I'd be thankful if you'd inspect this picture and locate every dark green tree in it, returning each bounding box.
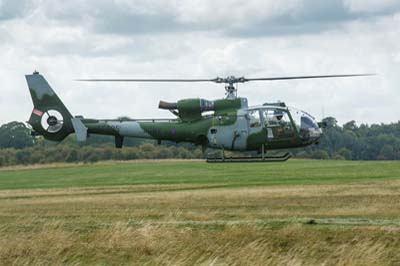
[0,122,35,149]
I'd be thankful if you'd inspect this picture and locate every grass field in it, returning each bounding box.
[0,160,400,265]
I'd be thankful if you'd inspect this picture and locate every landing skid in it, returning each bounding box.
[206,152,292,163]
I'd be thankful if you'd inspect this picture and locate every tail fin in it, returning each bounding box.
[26,71,74,141]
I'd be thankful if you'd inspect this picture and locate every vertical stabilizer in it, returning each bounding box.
[26,71,74,141]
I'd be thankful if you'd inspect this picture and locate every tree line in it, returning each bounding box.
[295,117,400,160]
[0,118,399,167]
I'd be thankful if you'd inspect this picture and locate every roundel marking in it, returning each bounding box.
[41,110,64,133]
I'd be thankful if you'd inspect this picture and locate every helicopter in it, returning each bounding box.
[26,71,372,162]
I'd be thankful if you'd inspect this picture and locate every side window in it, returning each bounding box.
[248,110,261,128]
[263,109,279,126]
[263,109,295,138]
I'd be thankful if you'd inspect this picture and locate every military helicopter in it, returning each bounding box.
[26,71,372,162]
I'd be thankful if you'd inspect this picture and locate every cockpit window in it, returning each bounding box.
[248,110,261,128]
[288,107,318,131]
[288,106,322,141]
[301,116,318,129]
[263,109,285,125]
[262,108,295,138]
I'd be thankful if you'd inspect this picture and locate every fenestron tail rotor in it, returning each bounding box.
[77,73,375,99]
[41,110,64,133]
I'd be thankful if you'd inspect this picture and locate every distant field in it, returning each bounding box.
[0,160,400,265]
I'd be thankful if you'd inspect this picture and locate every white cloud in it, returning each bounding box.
[0,0,399,126]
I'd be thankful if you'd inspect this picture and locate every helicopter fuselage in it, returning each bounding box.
[82,99,322,152]
[26,72,323,157]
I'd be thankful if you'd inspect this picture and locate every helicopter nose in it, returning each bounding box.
[310,127,323,140]
[299,127,322,143]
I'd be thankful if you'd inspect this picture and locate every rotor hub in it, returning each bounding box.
[47,116,58,126]
[214,76,247,99]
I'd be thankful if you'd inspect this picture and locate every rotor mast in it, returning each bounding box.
[212,76,247,99]
[225,83,237,99]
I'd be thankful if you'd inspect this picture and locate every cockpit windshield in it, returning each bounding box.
[301,116,319,129]
[246,106,322,143]
[288,107,321,141]
[288,107,316,129]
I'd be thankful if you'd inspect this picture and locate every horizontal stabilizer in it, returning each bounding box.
[71,118,88,142]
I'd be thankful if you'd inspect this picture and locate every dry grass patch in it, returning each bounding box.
[0,223,399,266]
[1,161,400,265]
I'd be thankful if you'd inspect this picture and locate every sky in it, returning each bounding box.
[0,0,399,126]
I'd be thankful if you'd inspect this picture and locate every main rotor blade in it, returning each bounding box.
[77,78,214,82]
[76,74,375,84]
[245,74,375,82]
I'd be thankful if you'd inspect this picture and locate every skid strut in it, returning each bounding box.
[206,145,292,163]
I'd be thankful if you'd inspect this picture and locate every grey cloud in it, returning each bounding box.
[85,0,400,37]
[88,1,400,37]
[92,12,183,35]
[9,0,400,37]
[224,0,400,37]
[0,0,33,21]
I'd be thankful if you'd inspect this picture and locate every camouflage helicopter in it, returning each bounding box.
[26,71,372,162]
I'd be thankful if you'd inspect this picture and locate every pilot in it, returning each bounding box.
[275,110,283,121]
[267,112,283,124]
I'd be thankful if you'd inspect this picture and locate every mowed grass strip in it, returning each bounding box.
[0,160,398,190]
[2,180,400,230]
[0,160,400,265]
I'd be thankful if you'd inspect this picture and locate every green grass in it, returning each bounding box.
[1,160,400,266]
[0,160,398,190]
